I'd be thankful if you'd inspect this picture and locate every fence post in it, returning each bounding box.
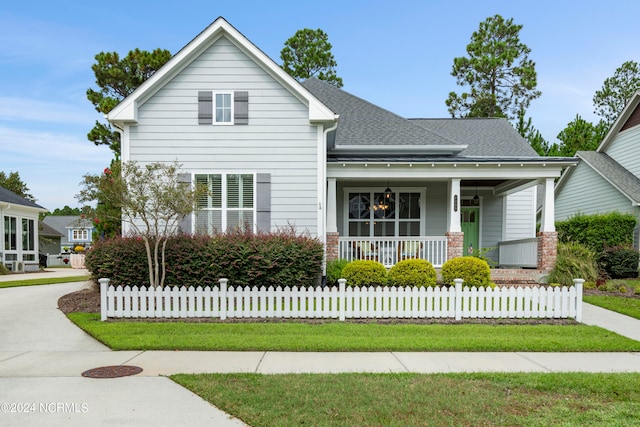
[219,278,228,321]
[99,278,110,321]
[573,278,584,323]
[338,279,346,321]
[454,278,463,321]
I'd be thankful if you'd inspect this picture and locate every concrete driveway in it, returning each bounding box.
[0,281,246,427]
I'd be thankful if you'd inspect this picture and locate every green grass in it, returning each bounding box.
[0,275,90,289]
[67,312,640,351]
[584,295,640,320]
[172,372,640,426]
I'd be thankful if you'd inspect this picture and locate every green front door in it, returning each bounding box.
[461,207,479,256]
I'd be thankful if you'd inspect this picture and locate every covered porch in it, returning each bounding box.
[324,159,568,273]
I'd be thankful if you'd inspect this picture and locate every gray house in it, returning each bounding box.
[0,186,47,272]
[555,91,640,247]
[107,17,576,278]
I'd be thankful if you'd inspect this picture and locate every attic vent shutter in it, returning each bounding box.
[198,91,213,124]
[177,173,192,233]
[234,91,249,125]
[256,173,271,232]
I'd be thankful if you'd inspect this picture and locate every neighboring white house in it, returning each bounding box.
[555,91,640,248]
[0,186,48,272]
[107,17,577,275]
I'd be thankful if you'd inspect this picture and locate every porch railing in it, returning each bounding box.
[338,236,448,268]
[498,238,537,268]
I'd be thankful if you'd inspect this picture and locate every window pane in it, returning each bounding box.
[228,210,254,231]
[227,174,253,208]
[348,193,370,219]
[373,192,394,219]
[215,93,231,123]
[373,221,394,236]
[399,193,420,219]
[348,221,370,237]
[196,210,222,234]
[4,216,16,250]
[399,221,420,236]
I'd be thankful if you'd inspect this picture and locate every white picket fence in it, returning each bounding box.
[99,278,584,322]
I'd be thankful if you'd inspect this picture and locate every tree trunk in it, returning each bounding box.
[143,237,154,288]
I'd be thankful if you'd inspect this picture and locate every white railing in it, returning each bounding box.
[498,238,538,268]
[338,236,448,268]
[99,278,583,322]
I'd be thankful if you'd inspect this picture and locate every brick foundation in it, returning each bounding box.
[537,231,557,272]
[446,231,464,260]
[325,232,340,262]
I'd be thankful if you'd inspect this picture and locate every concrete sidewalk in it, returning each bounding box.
[0,267,90,282]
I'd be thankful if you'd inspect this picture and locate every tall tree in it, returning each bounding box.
[516,112,553,156]
[593,60,640,127]
[555,115,608,157]
[446,14,541,121]
[0,171,35,201]
[77,161,205,288]
[87,48,172,158]
[280,28,343,87]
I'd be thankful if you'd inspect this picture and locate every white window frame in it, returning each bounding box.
[72,229,88,241]
[195,172,256,233]
[343,187,426,237]
[214,92,234,125]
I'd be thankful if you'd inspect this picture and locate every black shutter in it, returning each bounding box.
[177,173,192,233]
[198,91,213,124]
[256,173,271,232]
[234,91,249,125]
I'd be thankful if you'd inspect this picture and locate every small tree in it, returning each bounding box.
[280,28,343,87]
[77,161,205,288]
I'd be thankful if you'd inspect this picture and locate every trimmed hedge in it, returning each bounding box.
[341,260,387,287]
[599,246,639,279]
[387,259,437,287]
[556,212,636,254]
[326,259,349,286]
[85,229,323,288]
[441,256,492,287]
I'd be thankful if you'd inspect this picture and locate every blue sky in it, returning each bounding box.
[1,0,639,209]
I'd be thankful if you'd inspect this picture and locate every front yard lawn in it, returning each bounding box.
[584,295,640,320]
[172,372,640,427]
[67,313,640,352]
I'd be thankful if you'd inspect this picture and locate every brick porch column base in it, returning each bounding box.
[326,232,340,262]
[537,231,558,272]
[446,231,464,260]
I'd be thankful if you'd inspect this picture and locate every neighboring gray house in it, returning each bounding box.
[38,221,64,255]
[41,215,94,253]
[0,186,47,272]
[106,17,576,276]
[555,91,640,248]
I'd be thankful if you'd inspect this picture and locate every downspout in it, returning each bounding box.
[320,118,339,280]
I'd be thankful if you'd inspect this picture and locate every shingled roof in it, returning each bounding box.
[0,186,46,210]
[301,78,461,149]
[575,151,640,203]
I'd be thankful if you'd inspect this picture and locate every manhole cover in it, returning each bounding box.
[81,365,143,378]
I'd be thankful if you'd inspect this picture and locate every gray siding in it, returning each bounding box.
[605,126,640,177]
[129,36,320,235]
[424,182,448,235]
[555,161,636,221]
[504,187,536,240]
[480,193,503,261]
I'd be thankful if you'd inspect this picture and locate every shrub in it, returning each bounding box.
[326,259,349,286]
[598,246,639,279]
[74,245,85,253]
[341,260,387,287]
[546,242,598,287]
[556,212,636,254]
[85,229,324,288]
[387,259,437,287]
[441,256,492,287]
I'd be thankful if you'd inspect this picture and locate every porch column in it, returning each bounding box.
[537,178,557,271]
[446,178,463,259]
[325,178,339,262]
